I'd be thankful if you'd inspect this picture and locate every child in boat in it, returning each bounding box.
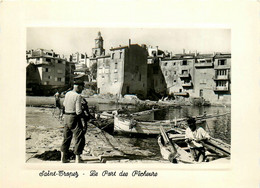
[185,117,211,162]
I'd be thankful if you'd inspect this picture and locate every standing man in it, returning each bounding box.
[53,90,62,119]
[185,117,211,162]
[60,80,86,163]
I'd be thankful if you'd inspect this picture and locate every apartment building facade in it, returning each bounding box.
[160,52,231,104]
[26,49,74,95]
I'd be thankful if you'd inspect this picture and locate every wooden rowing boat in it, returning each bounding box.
[114,115,174,135]
[158,126,230,163]
[114,112,230,136]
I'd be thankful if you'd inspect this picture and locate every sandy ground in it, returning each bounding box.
[26,107,169,164]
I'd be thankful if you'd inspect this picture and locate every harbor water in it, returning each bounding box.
[95,104,231,161]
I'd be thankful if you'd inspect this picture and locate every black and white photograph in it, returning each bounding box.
[26,27,231,164]
[1,1,259,188]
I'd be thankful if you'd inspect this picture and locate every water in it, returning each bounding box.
[95,104,231,160]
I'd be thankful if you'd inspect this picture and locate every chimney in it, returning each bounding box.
[183,49,185,54]
[195,50,198,57]
[129,39,131,46]
[170,52,172,58]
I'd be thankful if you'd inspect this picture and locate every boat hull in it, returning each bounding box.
[158,127,230,164]
[114,116,173,135]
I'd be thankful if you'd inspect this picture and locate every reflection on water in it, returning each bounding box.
[95,103,231,160]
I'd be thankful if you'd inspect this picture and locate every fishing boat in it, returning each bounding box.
[114,115,174,135]
[158,126,230,164]
[96,108,159,120]
[114,112,230,136]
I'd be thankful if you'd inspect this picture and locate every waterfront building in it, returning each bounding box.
[26,49,74,95]
[71,52,90,69]
[90,32,148,98]
[212,53,231,102]
[160,53,195,97]
[147,46,167,98]
[160,51,231,104]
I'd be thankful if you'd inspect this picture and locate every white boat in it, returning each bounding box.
[114,115,175,135]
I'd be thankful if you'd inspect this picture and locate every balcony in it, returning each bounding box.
[214,65,230,69]
[213,86,229,91]
[194,62,213,68]
[214,74,229,80]
[182,82,193,87]
[174,92,189,97]
[179,73,190,79]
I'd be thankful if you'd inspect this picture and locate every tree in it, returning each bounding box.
[90,62,97,81]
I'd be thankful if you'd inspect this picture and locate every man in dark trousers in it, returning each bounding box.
[60,80,86,163]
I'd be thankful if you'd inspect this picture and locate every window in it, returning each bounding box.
[165,71,168,76]
[216,81,227,87]
[173,62,176,66]
[164,62,168,66]
[46,58,51,62]
[45,68,50,72]
[182,60,187,66]
[119,52,122,59]
[218,59,226,66]
[174,71,176,74]
[114,78,118,82]
[206,59,212,63]
[111,53,114,59]
[48,76,52,79]
[174,80,176,83]
[57,78,62,82]
[217,70,227,75]
[115,62,118,69]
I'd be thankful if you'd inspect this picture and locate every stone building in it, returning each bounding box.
[90,33,148,98]
[160,52,231,104]
[71,52,90,69]
[160,53,195,97]
[147,46,167,99]
[26,49,74,95]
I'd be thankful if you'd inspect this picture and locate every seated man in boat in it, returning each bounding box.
[185,117,211,162]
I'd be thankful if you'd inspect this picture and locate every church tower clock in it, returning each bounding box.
[92,31,105,57]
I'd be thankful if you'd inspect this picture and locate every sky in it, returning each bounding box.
[27,27,231,56]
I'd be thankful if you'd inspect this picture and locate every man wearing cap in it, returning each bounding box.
[185,117,211,162]
[60,80,86,163]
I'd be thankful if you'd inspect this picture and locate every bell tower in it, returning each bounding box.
[92,31,105,57]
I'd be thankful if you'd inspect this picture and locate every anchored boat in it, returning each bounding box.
[158,126,230,164]
[114,112,230,136]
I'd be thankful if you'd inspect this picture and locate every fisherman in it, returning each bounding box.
[60,80,87,163]
[53,90,62,120]
[185,117,211,162]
